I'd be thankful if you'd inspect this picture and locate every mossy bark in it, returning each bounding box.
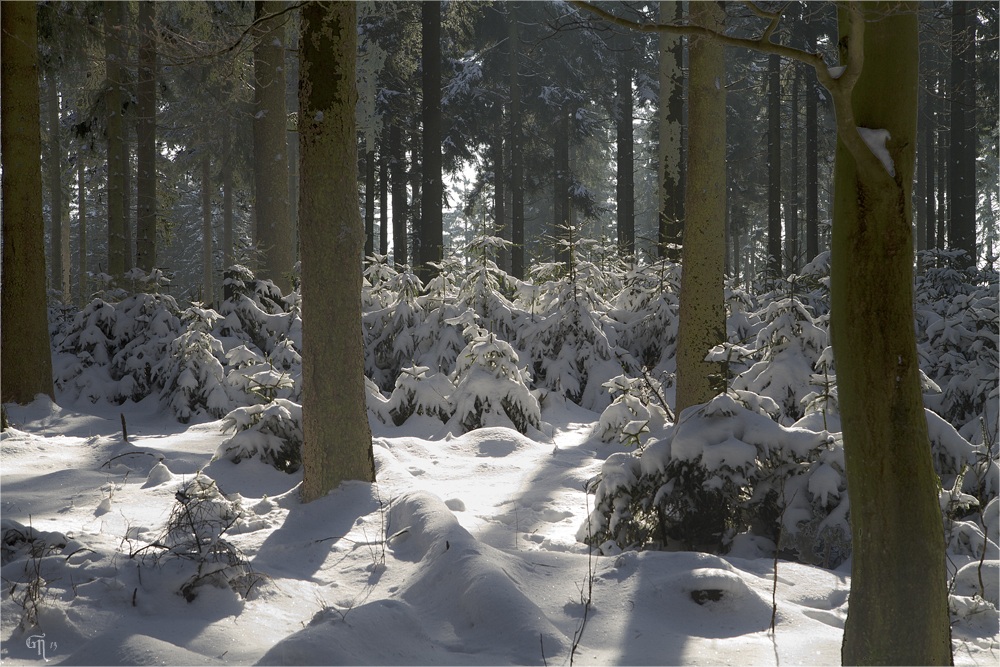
[105,0,125,282]
[1,1,55,404]
[299,1,376,503]
[136,0,157,273]
[833,4,952,664]
[674,1,726,417]
[657,0,684,262]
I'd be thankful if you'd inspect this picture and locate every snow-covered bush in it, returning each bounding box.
[450,330,540,434]
[580,393,849,567]
[593,375,668,447]
[54,289,182,404]
[730,297,829,424]
[383,364,455,426]
[153,307,231,423]
[215,399,303,473]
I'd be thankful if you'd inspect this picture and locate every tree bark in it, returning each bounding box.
[123,138,133,274]
[616,42,635,257]
[674,1,726,416]
[948,2,975,264]
[658,1,684,262]
[508,3,525,279]
[390,122,407,266]
[222,121,233,271]
[105,0,125,282]
[832,5,952,664]
[379,146,388,256]
[805,32,819,264]
[202,153,213,307]
[1,1,55,404]
[136,0,157,273]
[553,106,570,265]
[767,53,782,278]
[493,123,507,269]
[786,65,799,274]
[254,0,292,293]
[299,0,376,502]
[365,141,376,258]
[419,1,443,280]
[47,73,67,300]
[78,148,88,306]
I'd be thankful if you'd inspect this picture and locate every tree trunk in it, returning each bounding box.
[379,146,388,256]
[105,0,125,283]
[832,5,952,664]
[419,1,443,279]
[616,44,635,257]
[136,0,157,273]
[223,121,233,271]
[202,154,213,307]
[658,0,684,262]
[390,122,407,267]
[299,0,376,502]
[494,122,507,270]
[47,73,67,300]
[508,2,525,279]
[925,76,937,252]
[365,141,375,258]
[553,108,570,265]
[123,138,133,274]
[254,0,292,293]
[786,65,799,274]
[674,1,726,416]
[1,1,55,404]
[805,32,819,264]
[78,148,88,306]
[949,2,975,265]
[767,53,782,278]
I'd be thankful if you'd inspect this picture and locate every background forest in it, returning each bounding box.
[1,1,998,665]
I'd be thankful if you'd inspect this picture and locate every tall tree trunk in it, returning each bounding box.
[493,122,507,270]
[786,65,799,274]
[766,53,782,278]
[379,146,388,256]
[390,123,407,266]
[616,44,635,257]
[924,80,936,253]
[1,1,55,404]
[805,33,819,264]
[553,107,570,265]
[123,139,133,273]
[202,154,213,307]
[78,148,88,306]
[136,0,157,273]
[105,0,126,282]
[365,141,375,258]
[419,1,443,279]
[949,2,975,264]
[222,120,233,270]
[674,1,726,416]
[47,73,67,300]
[832,5,952,664]
[254,0,292,293]
[658,0,684,261]
[508,2,525,279]
[299,0,376,502]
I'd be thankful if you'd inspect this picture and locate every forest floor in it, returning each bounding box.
[2,393,997,666]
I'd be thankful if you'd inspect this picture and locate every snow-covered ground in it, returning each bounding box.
[2,394,997,666]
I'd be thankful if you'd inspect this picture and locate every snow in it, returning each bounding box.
[856,127,896,177]
[2,394,997,666]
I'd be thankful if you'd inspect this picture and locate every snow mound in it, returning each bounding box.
[259,491,566,665]
[57,632,225,665]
